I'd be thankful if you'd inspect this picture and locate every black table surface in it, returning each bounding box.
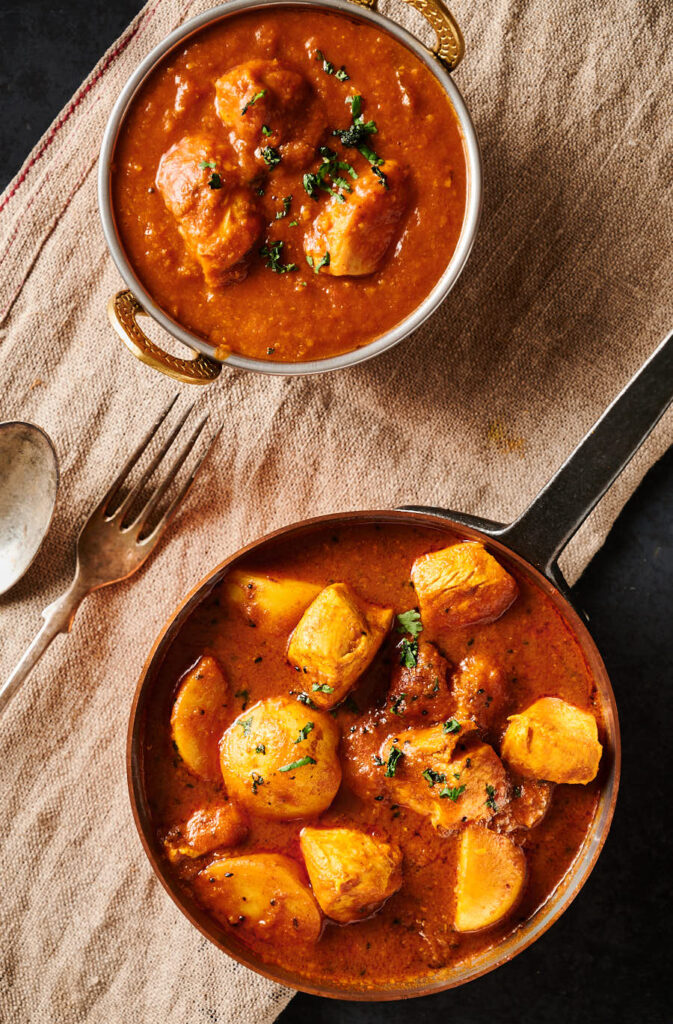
[1,3,671,1022]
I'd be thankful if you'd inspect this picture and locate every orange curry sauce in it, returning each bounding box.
[143,523,605,991]
[111,7,467,362]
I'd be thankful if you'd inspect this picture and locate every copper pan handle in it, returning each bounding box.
[352,0,464,71]
[404,330,673,587]
[107,291,221,385]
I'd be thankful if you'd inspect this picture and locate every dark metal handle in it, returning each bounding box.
[404,330,673,584]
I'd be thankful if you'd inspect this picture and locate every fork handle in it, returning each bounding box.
[0,576,89,716]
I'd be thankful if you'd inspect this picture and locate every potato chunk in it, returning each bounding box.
[455,825,527,932]
[304,161,408,277]
[215,59,326,173]
[501,697,602,784]
[451,655,508,734]
[162,803,248,863]
[379,723,507,831]
[222,570,321,633]
[195,854,322,944]
[287,583,393,708]
[156,134,264,286]
[300,827,403,923]
[411,543,518,632]
[219,697,341,819]
[171,656,229,781]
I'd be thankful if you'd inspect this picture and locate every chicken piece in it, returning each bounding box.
[304,161,408,276]
[378,722,507,831]
[171,656,229,781]
[451,655,508,735]
[300,826,402,924]
[388,640,454,721]
[287,583,393,708]
[156,133,264,287]
[215,59,326,172]
[454,825,527,932]
[411,543,518,633]
[219,697,341,819]
[162,803,248,863]
[501,697,602,784]
[222,570,321,633]
[195,854,322,944]
[495,776,553,832]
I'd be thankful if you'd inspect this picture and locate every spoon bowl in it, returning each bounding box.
[0,422,59,596]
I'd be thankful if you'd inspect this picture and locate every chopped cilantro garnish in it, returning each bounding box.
[279,755,317,772]
[385,746,404,778]
[372,165,389,189]
[312,682,334,693]
[302,147,357,202]
[440,784,466,801]
[251,772,264,793]
[260,240,297,274]
[398,638,418,669]
[422,768,446,788]
[294,722,314,743]
[333,95,383,164]
[443,717,461,734]
[275,195,292,219]
[513,785,522,799]
[255,744,266,754]
[295,692,318,708]
[198,159,216,169]
[261,145,281,168]
[396,609,423,638]
[315,49,335,74]
[391,693,406,715]
[312,252,330,274]
[261,124,272,136]
[336,66,349,82]
[288,219,298,227]
[240,716,253,735]
[208,172,222,190]
[485,783,498,812]
[241,89,266,115]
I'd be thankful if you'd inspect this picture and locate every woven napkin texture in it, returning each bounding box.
[1,0,671,1020]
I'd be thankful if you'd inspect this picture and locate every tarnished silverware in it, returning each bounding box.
[0,397,219,716]
[0,421,59,596]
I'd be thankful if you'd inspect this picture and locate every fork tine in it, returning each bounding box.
[131,413,209,533]
[96,394,179,515]
[115,400,196,523]
[139,422,221,545]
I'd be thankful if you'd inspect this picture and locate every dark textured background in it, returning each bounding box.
[1,2,671,1022]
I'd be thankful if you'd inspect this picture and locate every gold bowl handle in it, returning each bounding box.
[353,0,464,71]
[107,291,222,385]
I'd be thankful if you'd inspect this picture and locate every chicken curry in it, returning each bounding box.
[143,522,606,990]
[111,7,468,362]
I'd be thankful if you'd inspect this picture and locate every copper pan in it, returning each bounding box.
[127,332,673,997]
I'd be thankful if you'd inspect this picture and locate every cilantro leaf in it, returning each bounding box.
[385,746,404,778]
[294,722,314,743]
[279,755,317,772]
[312,682,334,693]
[396,609,423,638]
[443,718,461,734]
[261,146,281,168]
[241,89,266,115]
[398,638,418,669]
[440,784,466,801]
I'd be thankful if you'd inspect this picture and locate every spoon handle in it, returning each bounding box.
[0,576,89,716]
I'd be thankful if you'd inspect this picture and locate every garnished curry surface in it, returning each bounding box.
[111,8,467,362]
[143,523,605,991]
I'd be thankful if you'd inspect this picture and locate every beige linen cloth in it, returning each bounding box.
[1,0,672,1020]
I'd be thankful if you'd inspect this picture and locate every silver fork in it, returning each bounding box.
[0,397,219,716]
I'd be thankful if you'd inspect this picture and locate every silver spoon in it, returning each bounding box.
[0,422,59,596]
